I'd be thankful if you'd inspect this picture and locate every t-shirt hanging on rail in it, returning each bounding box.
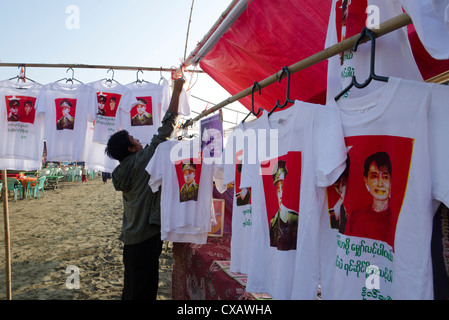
[115,80,171,146]
[84,121,119,172]
[221,112,268,274]
[36,82,97,162]
[322,77,449,300]
[160,77,191,118]
[240,103,346,299]
[87,80,133,144]
[0,79,44,170]
[146,138,216,244]
[325,0,423,101]
[401,0,449,60]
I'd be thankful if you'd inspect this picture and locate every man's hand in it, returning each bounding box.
[173,77,186,94]
[166,77,186,114]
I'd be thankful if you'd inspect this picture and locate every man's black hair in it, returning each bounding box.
[105,130,134,162]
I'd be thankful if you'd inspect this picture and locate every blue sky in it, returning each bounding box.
[0,0,248,128]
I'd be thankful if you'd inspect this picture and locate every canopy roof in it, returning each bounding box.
[188,0,449,113]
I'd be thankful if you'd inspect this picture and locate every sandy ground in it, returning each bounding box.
[0,176,173,300]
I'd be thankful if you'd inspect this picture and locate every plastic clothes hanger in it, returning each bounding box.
[103,68,119,84]
[135,69,149,84]
[268,66,294,116]
[8,66,36,84]
[242,81,262,123]
[334,27,389,101]
[56,67,83,84]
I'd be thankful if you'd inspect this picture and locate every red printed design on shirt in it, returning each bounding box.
[327,135,414,249]
[55,98,77,131]
[335,0,368,65]
[5,95,37,124]
[261,151,301,251]
[96,92,122,117]
[175,156,202,203]
[130,96,153,126]
[235,149,251,206]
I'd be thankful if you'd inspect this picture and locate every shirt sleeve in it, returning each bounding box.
[146,142,165,192]
[314,103,347,187]
[429,83,449,206]
[401,0,449,60]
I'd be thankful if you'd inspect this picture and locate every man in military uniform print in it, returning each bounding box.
[180,161,199,202]
[131,98,153,126]
[7,97,20,121]
[56,99,75,130]
[269,159,298,251]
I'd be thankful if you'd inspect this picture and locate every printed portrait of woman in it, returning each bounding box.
[344,152,394,246]
[337,135,414,250]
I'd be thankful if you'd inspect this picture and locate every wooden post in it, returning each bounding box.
[1,170,11,300]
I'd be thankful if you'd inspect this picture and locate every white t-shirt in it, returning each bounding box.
[221,112,268,274]
[401,0,449,60]
[241,103,346,299]
[325,0,423,101]
[36,82,96,162]
[87,80,133,144]
[84,121,119,172]
[323,77,449,300]
[116,79,186,146]
[146,139,216,244]
[0,79,44,170]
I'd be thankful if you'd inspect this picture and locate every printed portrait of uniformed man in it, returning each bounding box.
[131,98,153,126]
[56,99,75,130]
[97,93,107,116]
[7,97,20,122]
[180,161,199,202]
[269,159,298,251]
[235,162,251,206]
[328,157,350,233]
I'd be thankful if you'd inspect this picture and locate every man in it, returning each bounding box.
[329,157,350,233]
[235,162,251,206]
[8,97,20,121]
[131,98,153,126]
[56,99,75,130]
[97,93,107,116]
[105,77,185,300]
[269,160,298,251]
[180,161,199,202]
[345,151,394,246]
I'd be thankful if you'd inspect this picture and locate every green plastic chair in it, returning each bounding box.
[28,176,46,199]
[25,179,38,199]
[6,178,23,201]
